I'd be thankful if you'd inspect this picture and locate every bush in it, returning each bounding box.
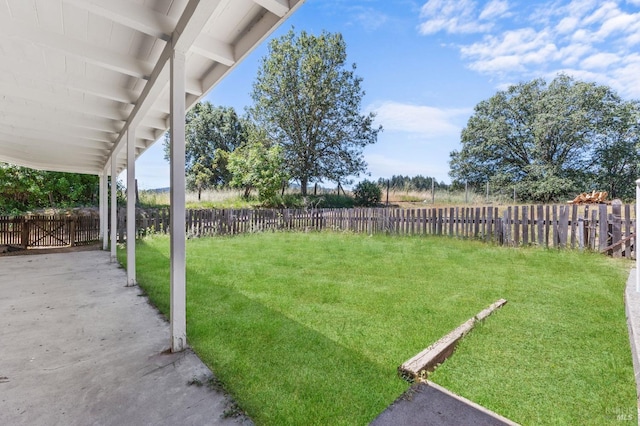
[353,180,381,206]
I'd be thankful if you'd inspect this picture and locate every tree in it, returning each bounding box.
[449,74,638,202]
[353,180,381,206]
[227,126,289,202]
[249,29,381,195]
[591,99,640,199]
[164,102,246,196]
[0,163,98,214]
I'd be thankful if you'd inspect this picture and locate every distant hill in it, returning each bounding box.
[142,187,170,193]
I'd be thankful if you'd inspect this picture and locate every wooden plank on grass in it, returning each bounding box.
[398,299,508,381]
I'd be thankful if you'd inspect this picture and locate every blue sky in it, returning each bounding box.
[135,0,640,189]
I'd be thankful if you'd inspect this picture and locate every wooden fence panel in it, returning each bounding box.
[100,204,637,259]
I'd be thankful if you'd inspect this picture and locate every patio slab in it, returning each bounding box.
[0,250,250,426]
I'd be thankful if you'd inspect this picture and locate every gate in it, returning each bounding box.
[0,215,100,248]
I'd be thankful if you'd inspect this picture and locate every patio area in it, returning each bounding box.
[0,249,249,426]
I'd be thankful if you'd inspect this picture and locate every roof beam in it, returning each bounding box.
[0,16,154,79]
[0,83,131,122]
[0,133,110,155]
[0,102,122,133]
[0,138,106,166]
[192,34,235,66]
[0,119,115,144]
[0,59,138,105]
[63,0,176,40]
[109,0,223,160]
[0,153,103,174]
[253,0,290,17]
[0,61,137,105]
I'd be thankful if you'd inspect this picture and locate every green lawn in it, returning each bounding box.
[119,232,636,425]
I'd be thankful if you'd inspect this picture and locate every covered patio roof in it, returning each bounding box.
[0,0,303,175]
[0,0,305,353]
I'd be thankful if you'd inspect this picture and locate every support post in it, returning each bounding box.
[636,179,640,292]
[99,174,104,244]
[170,49,187,352]
[101,167,109,250]
[110,157,118,262]
[126,130,137,286]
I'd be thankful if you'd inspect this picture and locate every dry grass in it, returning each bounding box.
[138,189,249,208]
[383,188,514,208]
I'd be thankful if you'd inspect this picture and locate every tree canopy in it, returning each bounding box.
[449,74,640,202]
[0,163,99,214]
[163,102,246,199]
[249,29,381,195]
[226,124,289,201]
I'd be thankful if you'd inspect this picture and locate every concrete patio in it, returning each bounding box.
[0,249,250,426]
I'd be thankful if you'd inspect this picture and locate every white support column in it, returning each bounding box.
[99,173,105,243]
[126,130,137,286]
[110,156,118,262]
[636,179,640,292]
[170,49,187,352]
[101,167,109,250]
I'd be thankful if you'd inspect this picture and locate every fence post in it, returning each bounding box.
[21,218,29,249]
[611,200,622,258]
[598,204,608,252]
[69,218,76,247]
[636,179,640,291]
[578,217,584,251]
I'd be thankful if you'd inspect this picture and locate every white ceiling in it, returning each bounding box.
[0,0,304,175]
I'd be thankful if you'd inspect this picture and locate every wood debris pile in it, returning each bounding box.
[568,191,608,204]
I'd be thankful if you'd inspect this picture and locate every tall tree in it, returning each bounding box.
[249,29,381,195]
[449,74,638,202]
[164,102,246,196]
[591,99,640,199]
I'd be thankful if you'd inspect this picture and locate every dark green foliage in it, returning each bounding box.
[353,180,381,206]
[0,163,99,214]
[377,175,448,191]
[450,74,640,202]
[164,102,247,198]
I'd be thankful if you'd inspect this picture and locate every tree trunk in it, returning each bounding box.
[198,188,202,201]
[300,177,308,196]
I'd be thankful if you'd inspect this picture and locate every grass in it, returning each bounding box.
[120,232,636,425]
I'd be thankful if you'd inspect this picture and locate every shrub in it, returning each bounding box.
[353,180,381,206]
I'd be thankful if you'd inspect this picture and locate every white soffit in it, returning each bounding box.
[0,0,304,175]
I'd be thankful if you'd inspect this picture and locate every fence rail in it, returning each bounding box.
[0,215,100,248]
[115,203,635,258]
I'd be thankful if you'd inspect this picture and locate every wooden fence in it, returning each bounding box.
[0,215,100,248]
[116,203,635,258]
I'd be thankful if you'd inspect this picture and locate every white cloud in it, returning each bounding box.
[479,0,510,20]
[418,0,640,99]
[369,101,469,139]
[461,28,558,74]
[419,0,494,34]
[351,7,389,31]
[556,16,579,34]
[365,153,452,182]
[580,52,621,69]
